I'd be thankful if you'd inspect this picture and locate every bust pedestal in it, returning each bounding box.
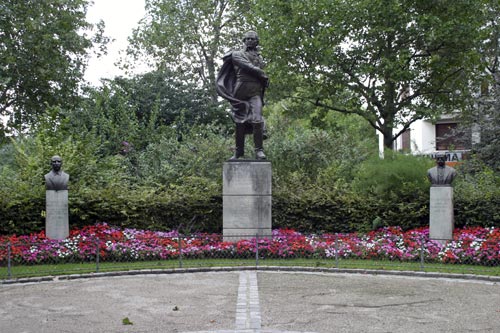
[46,190,69,240]
[223,161,272,242]
[429,186,454,245]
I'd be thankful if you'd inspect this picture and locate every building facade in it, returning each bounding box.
[391,115,479,166]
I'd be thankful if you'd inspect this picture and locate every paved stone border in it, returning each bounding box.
[2,266,499,285]
[235,271,261,330]
[180,271,320,333]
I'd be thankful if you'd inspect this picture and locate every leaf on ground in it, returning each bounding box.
[122,317,133,325]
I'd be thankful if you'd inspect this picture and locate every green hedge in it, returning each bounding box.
[0,197,45,235]
[271,190,430,234]
[273,190,499,233]
[0,191,223,236]
[70,189,222,234]
[2,187,498,236]
[454,196,500,229]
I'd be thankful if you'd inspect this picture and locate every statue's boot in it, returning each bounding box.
[253,122,267,160]
[230,123,246,160]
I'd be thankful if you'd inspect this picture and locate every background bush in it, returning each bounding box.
[1,101,498,235]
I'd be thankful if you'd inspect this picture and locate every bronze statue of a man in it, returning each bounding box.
[216,31,269,160]
[45,155,69,190]
[427,154,457,186]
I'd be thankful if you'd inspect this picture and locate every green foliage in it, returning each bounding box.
[460,0,500,171]
[350,152,434,230]
[454,160,500,228]
[133,124,232,186]
[3,99,497,235]
[122,317,133,325]
[1,99,498,235]
[0,130,226,235]
[65,85,143,156]
[66,73,231,157]
[352,152,434,198]
[0,107,130,234]
[108,71,228,128]
[127,0,252,100]
[0,114,231,234]
[272,185,368,234]
[0,0,106,138]
[272,180,430,234]
[264,100,376,188]
[272,161,500,234]
[253,0,487,149]
[272,152,433,233]
[70,183,222,234]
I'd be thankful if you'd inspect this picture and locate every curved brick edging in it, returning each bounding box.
[2,266,499,285]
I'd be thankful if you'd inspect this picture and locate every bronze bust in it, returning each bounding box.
[44,155,69,191]
[427,154,457,186]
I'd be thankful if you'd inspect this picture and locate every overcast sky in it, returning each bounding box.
[84,0,146,85]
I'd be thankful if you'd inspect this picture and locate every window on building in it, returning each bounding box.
[435,123,471,150]
[401,129,411,151]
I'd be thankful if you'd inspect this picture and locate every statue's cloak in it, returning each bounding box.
[216,51,249,117]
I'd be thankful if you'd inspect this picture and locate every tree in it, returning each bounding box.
[64,70,231,157]
[110,70,228,128]
[65,84,142,157]
[253,0,486,149]
[468,1,500,170]
[0,0,106,140]
[127,0,252,102]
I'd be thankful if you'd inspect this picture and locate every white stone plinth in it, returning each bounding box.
[429,186,454,244]
[223,161,272,242]
[46,190,69,240]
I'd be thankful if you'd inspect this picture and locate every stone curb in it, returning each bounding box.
[2,266,499,285]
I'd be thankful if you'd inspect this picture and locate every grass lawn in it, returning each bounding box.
[2,258,499,280]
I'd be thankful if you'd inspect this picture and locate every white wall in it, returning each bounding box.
[410,120,435,154]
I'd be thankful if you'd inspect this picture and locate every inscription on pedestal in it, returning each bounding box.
[223,162,271,195]
[429,186,454,243]
[223,162,272,241]
[46,190,69,240]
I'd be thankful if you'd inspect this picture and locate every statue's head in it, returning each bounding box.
[435,153,446,167]
[243,31,259,48]
[50,155,63,172]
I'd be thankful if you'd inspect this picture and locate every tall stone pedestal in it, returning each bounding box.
[46,190,69,240]
[429,186,454,244]
[223,161,272,242]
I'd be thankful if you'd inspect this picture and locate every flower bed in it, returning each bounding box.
[0,223,499,265]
